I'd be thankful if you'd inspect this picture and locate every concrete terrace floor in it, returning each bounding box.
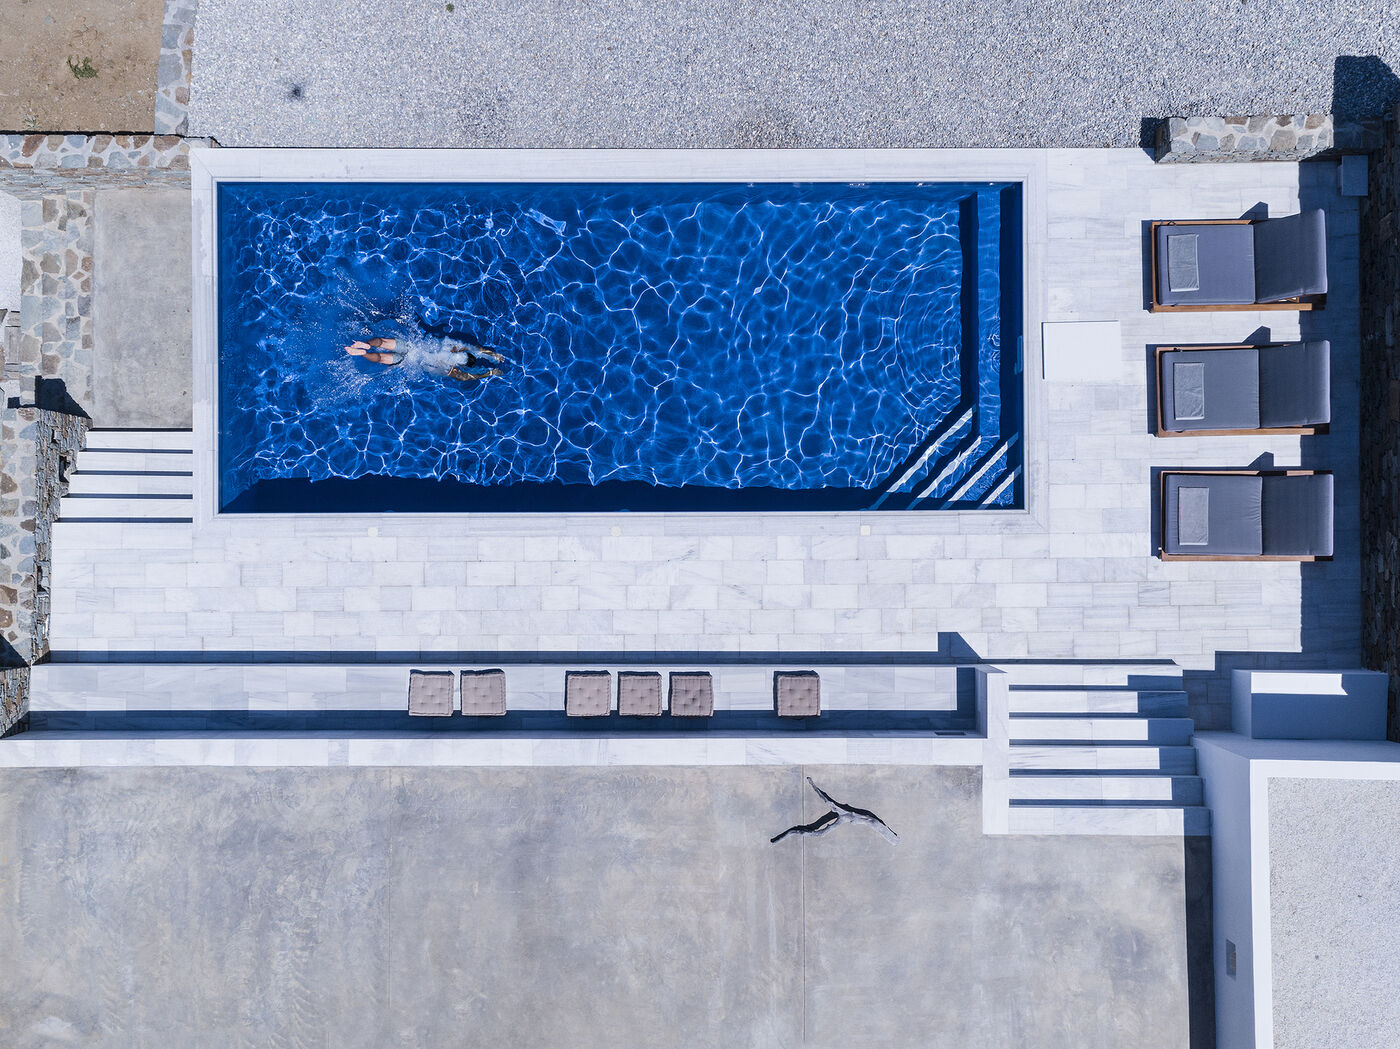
[48,150,1363,729]
[0,764,1200,1049]
[187,0,1400,148]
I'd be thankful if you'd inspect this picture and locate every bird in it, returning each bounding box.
[770,777,899,845]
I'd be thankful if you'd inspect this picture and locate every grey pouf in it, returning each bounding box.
[775,671,821,717]
[460,669,507,716]
[668,672,714,717]
[408,670,454,717]
[565,671,612,717]
[618,672,663,716]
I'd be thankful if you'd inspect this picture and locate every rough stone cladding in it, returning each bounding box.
[1154,114,1382,163]
[1360,103,1400,742]
[156,0,199,136]
[0,135,206,193]
[0,408,87,734]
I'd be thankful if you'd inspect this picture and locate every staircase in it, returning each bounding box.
[985,662,1210,836]
[60,429,194,523]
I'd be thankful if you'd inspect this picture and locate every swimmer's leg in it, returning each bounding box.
[447,367,503,383]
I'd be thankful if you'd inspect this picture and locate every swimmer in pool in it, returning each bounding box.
[343,337,506,382]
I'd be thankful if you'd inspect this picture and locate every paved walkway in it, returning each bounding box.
[0,764,1199,1049]
[189,0,1400,147]
[47,150,1364,729]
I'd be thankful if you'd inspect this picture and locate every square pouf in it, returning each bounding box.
[460,669,507,716]
[775,671,821,717]
[669,672,714,717]
[408,670,455,717]
[565,671,612,717]
[618,672,663,717]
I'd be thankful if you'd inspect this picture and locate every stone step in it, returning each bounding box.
[73,448,193,473]
[1005,689,1188,716]
[1007,805,1211,837]
[1007,774,1204,805]
[58,494,193,521]
[1008,716,1194,745]
[995,663,1183,689]
[67,470,192,495]
[1008,744,1198,773]
[84,429,194,451]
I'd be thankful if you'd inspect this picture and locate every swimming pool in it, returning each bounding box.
[217,179,1022,512]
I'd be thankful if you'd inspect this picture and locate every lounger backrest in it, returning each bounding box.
[1253,210,1327,303]
[1258,341,1331,429]
[1261,473,1334,558]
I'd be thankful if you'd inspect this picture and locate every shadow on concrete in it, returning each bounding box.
[33,376,90,419]
[1184,835,1217,1049]
[1332,55,1400,128]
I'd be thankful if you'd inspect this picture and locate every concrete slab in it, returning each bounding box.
[0,765,1194,1049]
[93,189,192,426]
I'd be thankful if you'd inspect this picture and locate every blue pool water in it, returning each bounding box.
[217,181,1022,512]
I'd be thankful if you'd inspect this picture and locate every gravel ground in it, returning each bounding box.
[190,0,1400,148]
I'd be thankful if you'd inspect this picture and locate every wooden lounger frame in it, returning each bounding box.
[1152,344,1329,437]
[1158,468,1332,562]
[1148,219,1325,313]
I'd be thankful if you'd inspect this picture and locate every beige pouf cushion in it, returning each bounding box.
[668,672,714,717]
[617,671,663,716]
[408,670,455,717]
[460,669,507,715]
[565,671,612,717]
[775,671,821,717]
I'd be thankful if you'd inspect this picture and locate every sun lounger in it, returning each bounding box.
[617,671,663,716]
[565,671,612,717]
[1149,210,1327,312]
[408,670,455,716]
[460,669,507,715]
[1160,470,1333,561]
[775,671,821,717]
[1155,341,1330,436]
[668,672,714,717]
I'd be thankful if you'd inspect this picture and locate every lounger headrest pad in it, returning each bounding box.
[1259,341,1331,429]
[1253,210,1327,303]
[1261,473,1334,558]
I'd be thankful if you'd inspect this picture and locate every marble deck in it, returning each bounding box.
[45,149,1364,729]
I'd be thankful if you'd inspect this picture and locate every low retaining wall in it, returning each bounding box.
[1154,114,1382,163]
[0,406,87,735]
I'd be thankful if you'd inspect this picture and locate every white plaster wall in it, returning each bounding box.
[1196,733,1257,1049]
[0,190,20,313]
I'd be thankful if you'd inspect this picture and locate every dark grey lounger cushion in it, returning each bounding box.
[1156,223,1255,306]
[1158,348,1260,431]
[1262,473,1334,557]
[1259,341,1330,428]
[1163,474,1263,556]
[1253,210,1327,303]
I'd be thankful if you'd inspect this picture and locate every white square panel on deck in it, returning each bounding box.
[1040,320,1122,383]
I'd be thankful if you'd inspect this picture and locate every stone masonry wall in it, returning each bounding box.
[0,406,87,735]
[1360,102,1400,742]
[1155,114,1383,163]
[0,135,208,193]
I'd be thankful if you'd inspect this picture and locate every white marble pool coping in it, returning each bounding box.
[190,147,1048,530]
